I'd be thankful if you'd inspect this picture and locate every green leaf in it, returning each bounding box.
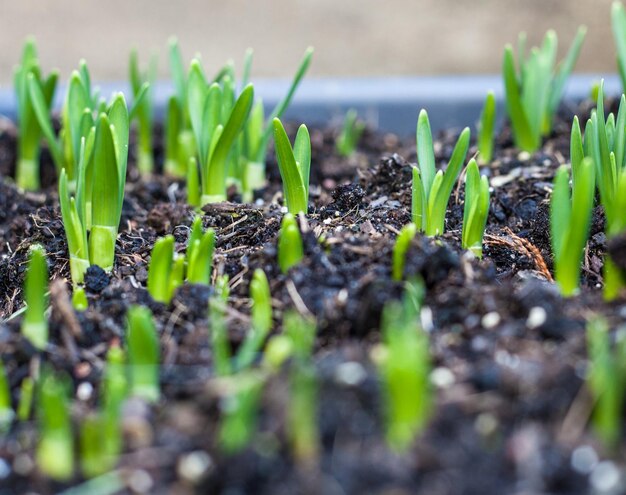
[570,116,584,187]
[126,306,160,402]
[273,118,308,214]
[293,124,311,199]
[21,245,48,350]
[278,213,304,273]
[549,26,586,121]
[477,91,496,164]
[416,109,436,199]
[27,73,63,171]
[411,167,425,231]
[91,115,120,229]
[614,2,626,91]
[392,223,417,281]
[147,236,175,304]
[550,166,572,263]
[186,229,216,284]
[107,94,129,206]
[503,45,536,152]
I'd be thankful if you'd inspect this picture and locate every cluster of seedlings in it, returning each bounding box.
[3,2,626,492]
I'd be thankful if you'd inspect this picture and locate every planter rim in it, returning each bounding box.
[0,74,620,135]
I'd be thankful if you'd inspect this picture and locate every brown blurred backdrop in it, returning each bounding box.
[0,0,617,84]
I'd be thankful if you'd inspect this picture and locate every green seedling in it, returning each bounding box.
[582,82,626,300]
[58,93,130,279]
[278,213,304,273]
[186,217,216,284]
[550,122,595,296]
[129,50,157,174]
[273,119,311,215]
[80,414,107,478]
[0,360,13,432]
[37,371,74,481]
[235,269,273,370]
[242,47,313,198]
[186,60,254,204]
[586,316,626,448]
[284,311,319,465]
[477,91,496,164]
[217,372,264,453]
[126,306,160,403]
[378,285,431,452]
[17,377,34,421]
[336,109,365,157]
[210,275,233,377]
[412,110,470,236]
[502,27,586,152]
[14,38,59,190]
[462,159,490,258]
[21,244,48,350]
[392,223,417,281]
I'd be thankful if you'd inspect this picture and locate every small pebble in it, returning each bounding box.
[0,459,10,479]
[177,451,213,484]
[570,445,598,474]
[474,413,498,437]
[430,367,455,389]
[420,307,434,333]
[526,306,547,329]
[128,470,154,493]
[482,312,501,329]
[590,461,621,493]
[76,382,93,401]
[335,362,367,387]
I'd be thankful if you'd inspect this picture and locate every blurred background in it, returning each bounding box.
[0,0,618,85]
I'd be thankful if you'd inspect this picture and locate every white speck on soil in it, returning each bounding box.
[430,367,455,389]
[76,382,93,401]
[335,361,367,386]
[571,445,598,474]
[590,461,622,493]
[177,451,214,484]
[481,312,501,329]
[526,306,547,329]
[128,469,154,493]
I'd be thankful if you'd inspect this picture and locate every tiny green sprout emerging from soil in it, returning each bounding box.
[147,235,180,304]
[336,108,365,157]
[17,377,34,421]
[186,59,254,205]
[477,91,496,164]
[284,311,319,465]
[235,269,273,371]
[187,217,217,284]
[392,223,417,281]
[412,109,470,236]
[127,305,160,403]
[129,49,157,175]
[14,38,59,190]
[586,316,626,448]
[278,213,305,273]
[273,118,312,215]
[502,26,586,152]
[0,360,14,432]
[101,344,127,472]
[550,119,595,296]
[211,275,234,376]
[37,370,74,481]
[21,244,48,350]
[583,82,626,300]
[58,93,130,277]
[378,281,431,452]
[462,159,490,258]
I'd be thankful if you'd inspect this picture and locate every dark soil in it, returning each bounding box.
[0,102,625,495]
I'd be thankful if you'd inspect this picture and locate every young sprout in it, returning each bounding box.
[14,38,59,190]
[21,244,48,350]
[101,345,127,470]
[126,306,160,403]
[412,110,470,236]
[210,275,233,377]
[378,286,431,452]
[392,223,417,281]
[336,109,365,157]
[218,373,264,453]
[235,269,273,370]
[129,50,157,174]
[147,235,179,304]
[186,60,254,204]
[37,371,74,481]
[0,360,13,432]
[581,82,626,299]
[477,91,496,164]
[284,311,319,465]
[186,217,216,285]
[80,414,107,478]
[278,213,304,274]
[502,27,586,152]
[242,47,314,198]
[462,159,490,258]
[58,93,130,277]
[273,119,311,215]
[17,377,34,422]
[187,157,201,207]
[550,123,595,296]
[586,316,626,448]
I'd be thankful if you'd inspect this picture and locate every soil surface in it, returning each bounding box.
[1,101,625,495]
